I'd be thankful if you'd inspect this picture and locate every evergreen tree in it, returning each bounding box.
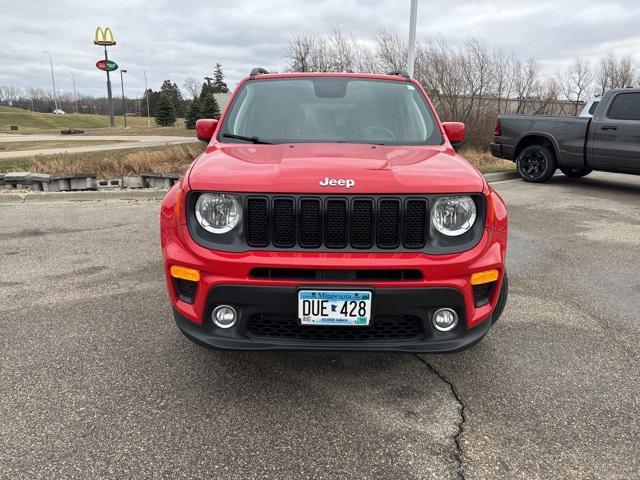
[199,81,216,101]
[200,95,220,119]
[160,80,186,117]
[185,98,201,129]
[212,63,229,93]
[155,93,177,126]
[143,88,161,117]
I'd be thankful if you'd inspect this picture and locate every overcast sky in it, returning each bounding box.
[1,0,639,98]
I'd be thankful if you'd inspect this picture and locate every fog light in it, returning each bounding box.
[212,305,237,329]
[432,308,458,332]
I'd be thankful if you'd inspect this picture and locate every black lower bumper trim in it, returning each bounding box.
[172,285,495,353]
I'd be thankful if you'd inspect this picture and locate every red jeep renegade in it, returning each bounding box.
[160,70,508,352]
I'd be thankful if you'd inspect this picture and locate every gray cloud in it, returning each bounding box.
[1,0,638,98]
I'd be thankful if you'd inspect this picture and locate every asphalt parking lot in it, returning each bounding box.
[1,172,639,479]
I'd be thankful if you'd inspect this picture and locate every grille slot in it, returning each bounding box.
[325,199,348,248]
[376,199,401,248]
[247,313,424,341]
[245,194,435,250]
[272,198,296,247]
[351,199,374,248]
[403,199,428,248]
[246,198,269,247]
[298,198,322,248]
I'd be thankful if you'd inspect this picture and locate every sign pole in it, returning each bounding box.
[104,46,115,127]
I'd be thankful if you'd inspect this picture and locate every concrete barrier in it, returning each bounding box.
[97,179,123,189]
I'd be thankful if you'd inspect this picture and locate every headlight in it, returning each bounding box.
[431,196,477,237]
[195,193,242,234]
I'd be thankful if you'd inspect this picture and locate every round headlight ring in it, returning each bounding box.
[195,193,242,234]
[431,196,477,237]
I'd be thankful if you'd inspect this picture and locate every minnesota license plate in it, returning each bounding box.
[298,290,372,326]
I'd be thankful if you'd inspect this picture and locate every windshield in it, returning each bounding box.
[219,77,443,145]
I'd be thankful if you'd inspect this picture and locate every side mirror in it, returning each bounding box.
[442,122,465,146]
[196,119,218,142]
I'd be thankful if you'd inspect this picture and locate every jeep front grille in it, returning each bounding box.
[246,195,429,250]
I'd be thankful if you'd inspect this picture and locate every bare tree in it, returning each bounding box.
[596,52,636,95]
[514,58,540,113]
[285,34,316,72]
[560,57,594,115]
[183,77,201,99]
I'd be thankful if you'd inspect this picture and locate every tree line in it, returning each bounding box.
[285,28,638,145]
[0,63,230,129]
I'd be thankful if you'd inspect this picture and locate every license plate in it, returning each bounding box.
[298,290,372,326]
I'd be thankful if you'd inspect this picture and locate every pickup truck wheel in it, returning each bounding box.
[516,145,556,182]
[560,166,592,178]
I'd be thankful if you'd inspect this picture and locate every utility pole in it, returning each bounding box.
[120,69,128,127]
[406,0,418,78]
[43,50,59,110]
[61,67,78,113]
[143,70,151,127]
[204,76,213,86]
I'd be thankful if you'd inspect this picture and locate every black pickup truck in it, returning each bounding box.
[491,88,640,182]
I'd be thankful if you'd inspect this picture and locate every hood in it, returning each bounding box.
[188,143,486,194]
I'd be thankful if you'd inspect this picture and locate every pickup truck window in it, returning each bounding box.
[607,93,640,121]
[220,78,443,146]
[588,101,599,115]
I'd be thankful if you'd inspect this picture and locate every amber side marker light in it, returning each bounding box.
[170,265,200,282]
[471,269,499,285]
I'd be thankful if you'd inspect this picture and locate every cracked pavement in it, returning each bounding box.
[0,171,639,479]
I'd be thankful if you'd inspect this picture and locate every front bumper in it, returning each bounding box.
[163,221,507,352]
[173,285,496,352]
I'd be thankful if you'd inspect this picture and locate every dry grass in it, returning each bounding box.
[459,147,514,173]
[0,143,206,178]
[0,143,512,178]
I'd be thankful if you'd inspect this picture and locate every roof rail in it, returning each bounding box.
[249,67,269,78]
[387,69,410,78]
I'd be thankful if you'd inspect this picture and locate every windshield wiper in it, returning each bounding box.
[221,133,273,144]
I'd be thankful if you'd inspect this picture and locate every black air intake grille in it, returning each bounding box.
[245,196,430,250]
[246,313,424,341]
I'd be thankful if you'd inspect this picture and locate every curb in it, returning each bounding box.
[0,172,521,206]
[483,171,519,182]
[0,189,169,205]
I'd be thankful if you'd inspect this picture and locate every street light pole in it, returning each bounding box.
[143,70,151,127]
[406,0,419,78]
[120,69,128,127]
[43,50,59,110]
[61,67,78,114]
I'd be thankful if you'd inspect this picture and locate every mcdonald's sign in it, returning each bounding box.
[94,27,116,46]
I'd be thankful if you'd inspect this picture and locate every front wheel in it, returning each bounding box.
[560,166,592,178]
[516,144,557,182]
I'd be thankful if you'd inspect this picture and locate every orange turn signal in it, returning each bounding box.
[170,265,200,282]
[471,269,499,285]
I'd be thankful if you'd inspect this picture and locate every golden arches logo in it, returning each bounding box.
[94,27,116,46]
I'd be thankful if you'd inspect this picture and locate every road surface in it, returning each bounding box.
[0,172,638,479]
[0,133,198,159]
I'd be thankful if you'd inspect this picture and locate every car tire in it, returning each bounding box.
[560,166,592,178]
[516,144,557,182]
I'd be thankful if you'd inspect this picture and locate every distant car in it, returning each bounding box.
[52,109,65,115]
[491,88,640,182]
[579,100,600,117]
